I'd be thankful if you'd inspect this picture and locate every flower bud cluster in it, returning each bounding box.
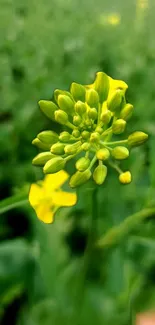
[32,72,148,187]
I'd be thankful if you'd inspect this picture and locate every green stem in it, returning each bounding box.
[100,141,112,151]
[66,121,75,130]
[89,155,97,169]
[108,160,122,174]
[106,140,128,146]
[64,147,82,162]
[101,126,112,137]
[0,193,28,215]
[75,186,98,324]
[96,207,155,249]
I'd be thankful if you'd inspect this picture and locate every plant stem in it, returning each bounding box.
[0,193,28,215]
[66,121,76,130]
[75,186,98,324]
[97,207,155,249]
[105,140,128,145]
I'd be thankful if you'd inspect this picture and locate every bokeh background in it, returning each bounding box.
[1,0,155,324]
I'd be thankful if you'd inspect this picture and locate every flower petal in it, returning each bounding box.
[52,191,77,207]
[29,184,44,207]
[43,171,69,193]
[109,76,128,92]
[35,204,54,223]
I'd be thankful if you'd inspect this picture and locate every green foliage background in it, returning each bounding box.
[0,0,155,324]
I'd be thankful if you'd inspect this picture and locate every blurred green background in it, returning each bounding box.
[0,0,155,324]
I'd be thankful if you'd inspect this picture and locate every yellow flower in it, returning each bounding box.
[99,13,121,27]
[86,75,128,95]
[106,14,121,26]
[29,170,77,223]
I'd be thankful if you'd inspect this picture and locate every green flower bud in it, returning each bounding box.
[76,157,90,171]
[59,131,71,142]
[32,138,51,150]
[54,89,73,102]
[70,82,86,102]
[72,129,81,138]
[120,104,133,121]
[107,90,123,112]
[39,100,58,120]
[112,119,126,134]
[73,115,82,126]
[75,101,87,115]
[69,169,92,188]
[50,142,65,155]
[86,89,99,109]
[90,132,100,143]
[32,152,55,166]
[37,130,58,144]
[58,95,74,114]
[96,148,110,160]
[88,108,98,120]
[93,164,107,185]
[54,110,68,124]
[81,131,90,140]
[128,131,148,147]
[111,146,129,160]
[81,142,90,151]
[64,141,81,155]
[44,157,65,174]
[101,110,112,124]
[94,72,110,102]
[85,119,92,127]
[119,171,131,184]
[95,126,103,134]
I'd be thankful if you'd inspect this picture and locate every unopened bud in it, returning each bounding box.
[69,169,92,188]
[107,90,123,112]
[96,148,110,160]
[32,152,55,166]
[73,115,82,126]
[70,82,86,102]
[44,157,65,174]
[54,110,68,124]
[72,129,81,138]
[111,146,129,160]
[93,164,107,185]
[59,131,71,142]
[128,131,148,147]
[95,126,103,134]
[82,131,90,140]
[112,119,126,134]
[39,100,58,120]
[65,141,81,155]
[85,119,92,127]
[120,103,133,121]
[37,130,58,144]
[119,171,131,184]
[32,138,51,150]
[54,89,72,102]
[86,89,99,109]
[58,95,74,114]
[75,101,87,115]
[94,72,110,102]
[88,108,98,120]
[51,142,65,155]
[81,142,90,151]
[76,157,90,171]
[101,110,112,124]
[90,132,100,143]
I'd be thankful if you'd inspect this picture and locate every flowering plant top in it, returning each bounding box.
[32,72,148,187]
